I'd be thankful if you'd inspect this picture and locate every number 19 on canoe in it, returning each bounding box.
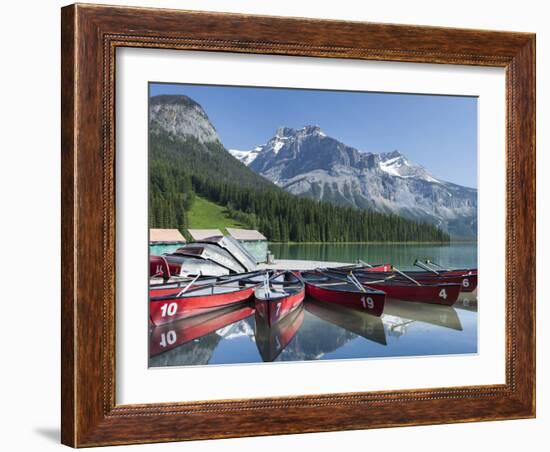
[361,296,375,310]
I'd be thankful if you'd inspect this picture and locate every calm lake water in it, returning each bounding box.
[269,242,477,270]
[149,243,478,367]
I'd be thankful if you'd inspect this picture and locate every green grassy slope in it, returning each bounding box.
[187,196,245,230]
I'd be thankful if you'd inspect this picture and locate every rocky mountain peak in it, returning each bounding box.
[149,94,220,144]
[150,94,203,110]
[303,125,324,135]
[275,126,294,138]
[380,150,403,160]
[275,125,326,139]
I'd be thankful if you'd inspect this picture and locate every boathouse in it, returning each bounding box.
[149,228,186,255]
[226,228,268,263]
[187,229,224,241]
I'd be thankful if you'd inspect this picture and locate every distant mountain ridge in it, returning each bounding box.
[229,125,477,240]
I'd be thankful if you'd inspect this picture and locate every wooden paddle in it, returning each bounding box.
[391,266,422,286]
[347,271,368,293]
[414,259,439,275]
[317,268,379,292]
[176,273,202,297]
[425,259,450,271]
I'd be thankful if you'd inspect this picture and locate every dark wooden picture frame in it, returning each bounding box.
[61,3,536,447]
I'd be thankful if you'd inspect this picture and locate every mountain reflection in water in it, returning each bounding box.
[149,296,477,368]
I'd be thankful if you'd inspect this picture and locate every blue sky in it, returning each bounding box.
[150,83,477,188]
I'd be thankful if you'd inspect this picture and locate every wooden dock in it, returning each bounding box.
[257,259,350,271]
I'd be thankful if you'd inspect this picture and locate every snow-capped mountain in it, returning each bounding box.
[378,150,439,183]
[229,126,477,239]
[227,147,262,166]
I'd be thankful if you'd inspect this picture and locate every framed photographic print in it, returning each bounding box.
[61,3,536,447]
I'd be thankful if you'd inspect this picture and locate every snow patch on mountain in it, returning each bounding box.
[379,157,403,177]
[228,148,262,165]
[379,151,441,183]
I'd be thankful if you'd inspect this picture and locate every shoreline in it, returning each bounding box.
[267,241,477,245]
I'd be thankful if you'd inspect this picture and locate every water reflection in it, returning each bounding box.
[149,296,477,367]
[454,297,478,312]
[149,302,255,357]
[255,305,304,362]
[383,298,462,331]
[149,330,222,367]
[305,300,386,345]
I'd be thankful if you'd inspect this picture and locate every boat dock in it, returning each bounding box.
[257,259,351,271]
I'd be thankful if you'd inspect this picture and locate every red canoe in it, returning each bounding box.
[412,272,477,292]
[408,260,477,291]
[254,272,305,327]
[368,266,478,277]
[415,260,477,275]
[359,269,477,293]
[149,303,255,356]
[149,255,171,280]
[301,272,385,317]
[325,269,461,305]
[149,279,260,326]
[333,263,477,293]
[149,270,265,299]
[357,278,460,305]
[342,263,477,293]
